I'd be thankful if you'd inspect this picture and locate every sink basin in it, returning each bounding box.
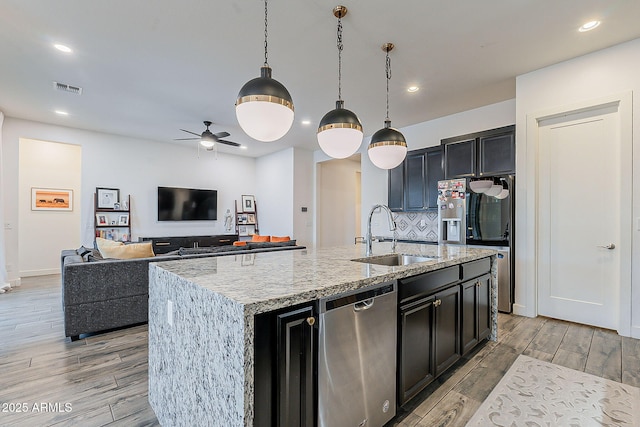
[352,253,436,266]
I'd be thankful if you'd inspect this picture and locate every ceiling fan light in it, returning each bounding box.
[317,100,363,158]
[236,66,294,142]
[367,122,408,170]
[200,139,215,149]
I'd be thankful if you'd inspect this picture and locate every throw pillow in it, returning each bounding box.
[233,241,247,246]
[99,241,155,259]
[96,237,124,258]
[251,234,271,242]
[270,235,290,242]
[76,245,93,257]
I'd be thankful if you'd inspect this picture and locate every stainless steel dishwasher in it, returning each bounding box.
[318,281,397,427]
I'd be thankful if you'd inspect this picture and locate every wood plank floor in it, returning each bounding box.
[1,275,639,427]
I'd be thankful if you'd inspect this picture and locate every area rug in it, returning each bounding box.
[466,355,640,426]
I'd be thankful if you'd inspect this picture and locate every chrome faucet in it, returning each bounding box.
[366,204,397,256]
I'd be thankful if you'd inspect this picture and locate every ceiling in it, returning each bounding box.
[1,1,639,158]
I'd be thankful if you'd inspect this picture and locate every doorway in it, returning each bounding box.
[534,95,632,332]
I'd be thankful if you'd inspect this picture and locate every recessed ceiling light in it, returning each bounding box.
[579,20,600,32]
[53,44,73,53]
[55,110,68,116]
[240,145,248,150]
[407,86,420,93]
[301,120,311,125]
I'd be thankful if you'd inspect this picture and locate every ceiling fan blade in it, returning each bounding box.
[213,131,230,138]
[179,129,202,137]
[217,139,241,147]
[174,137,199,141]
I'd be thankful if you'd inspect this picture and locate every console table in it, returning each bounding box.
[139,234,239,254]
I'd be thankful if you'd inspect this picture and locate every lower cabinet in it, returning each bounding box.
[433,285,461,377]
[461,274,491,355]
[254,304,316,427]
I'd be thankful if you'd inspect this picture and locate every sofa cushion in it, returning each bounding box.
[270,235,291,242]
[251,234,271,242]
[99,241,155,259]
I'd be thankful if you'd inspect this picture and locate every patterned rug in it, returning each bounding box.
[466,355,640,426]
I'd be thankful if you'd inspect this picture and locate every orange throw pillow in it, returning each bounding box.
[233,241,247,246]
[271,236,290,242]
[251,234,270,242]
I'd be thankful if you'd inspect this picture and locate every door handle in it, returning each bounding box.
[354,299,374,312]
[597,243,615,250]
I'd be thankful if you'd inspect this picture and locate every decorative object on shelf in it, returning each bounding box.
[224,209,233,232]
[317,5,363,159]
[96,187,120,209]
[241,195,256,213]
[113,202,121,210]
[247,214,256,224]
[118,214,129,226]
[31,188,73,211]
[235,0,294,142]
[238,225,248,237]
[96,214,108,226]
[368,43,408,170]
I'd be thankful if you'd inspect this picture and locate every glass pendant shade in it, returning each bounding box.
[236,66,294,142]
[485,184,504,197]
[368,120,408,170]
[468,179,493,193]
[317,100,363,159]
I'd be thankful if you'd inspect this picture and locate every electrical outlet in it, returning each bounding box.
[167,300,173,326]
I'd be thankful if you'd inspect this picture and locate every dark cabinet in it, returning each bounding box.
[433,285,461,377]
[461,274,491,355]
[442,125,515,179]
[139,234,239,254]
[388,145,443,212]
[254,304,316,427]
[398,295,435,405]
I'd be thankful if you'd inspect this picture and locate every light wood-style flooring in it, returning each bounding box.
[1,275,639,427]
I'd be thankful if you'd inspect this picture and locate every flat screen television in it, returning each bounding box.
[158,187,217,221]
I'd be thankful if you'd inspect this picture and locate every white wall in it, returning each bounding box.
[255,148,294,238]
[2,117,256,279]
[0,112,9,286]
[515,38,640,337]
[317,158,361,247]
[18,139,81,276]
[293,148,314,246]
[359,99,516,237]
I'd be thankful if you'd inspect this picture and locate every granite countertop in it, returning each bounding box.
[154,242,496,316]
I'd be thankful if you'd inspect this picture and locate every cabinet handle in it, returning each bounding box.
[434,299,442,307]
[155,242,170,246]
[220,239,230,243]
[306,317,316,326]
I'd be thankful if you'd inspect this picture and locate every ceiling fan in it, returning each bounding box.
[175,121,240,150]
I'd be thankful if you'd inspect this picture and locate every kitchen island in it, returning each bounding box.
[148,242,497,427]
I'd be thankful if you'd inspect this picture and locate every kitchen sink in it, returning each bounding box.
[352,253,437,266]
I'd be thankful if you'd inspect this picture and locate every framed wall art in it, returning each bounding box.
[31,188,73,211]
[241,195,255,212]
[96,187,120,209]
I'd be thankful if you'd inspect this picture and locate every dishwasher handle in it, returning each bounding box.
[354,298,374,312]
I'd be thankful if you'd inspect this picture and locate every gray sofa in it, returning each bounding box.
[61,242,303,340]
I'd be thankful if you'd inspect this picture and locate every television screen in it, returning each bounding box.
[158,187,217,221]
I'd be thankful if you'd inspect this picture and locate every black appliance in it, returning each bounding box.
[157,186,217,221]
[465,175,513,246]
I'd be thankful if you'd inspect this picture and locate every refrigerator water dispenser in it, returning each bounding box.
[441,218,462,243]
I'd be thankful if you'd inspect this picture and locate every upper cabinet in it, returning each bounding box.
[442,125,515,179]
[388,146,443,212]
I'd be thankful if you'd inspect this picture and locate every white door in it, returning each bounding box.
[537,103,627,330]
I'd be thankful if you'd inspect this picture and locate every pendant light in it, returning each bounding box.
[236,0,294,142]
[317,5,363,159]
[368,43,408,170]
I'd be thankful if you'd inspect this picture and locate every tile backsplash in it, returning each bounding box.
[393,211,439,242]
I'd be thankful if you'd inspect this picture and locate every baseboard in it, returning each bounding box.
[9,278,21,287]
[19,268,59,277]
[512,303,533,317]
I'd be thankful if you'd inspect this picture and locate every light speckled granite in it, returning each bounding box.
[148,242,497,427]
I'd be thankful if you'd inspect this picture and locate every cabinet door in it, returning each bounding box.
[433,285,461,377]
[425,146,444,209]
[398,296,435,406]
[444,139,476,179]
[388,162,405,211]
[276,306,315,427]
[478,128,515,176]
[404,150,427,211]
[461,279,479,355]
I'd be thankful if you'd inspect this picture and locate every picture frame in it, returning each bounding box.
[118,214,129,226]
[96,187,120,209]
[241,195,255,213]
[247,213,255,224]
[31,188,73,211]
[96,214,108,226]
[238,225,248,236]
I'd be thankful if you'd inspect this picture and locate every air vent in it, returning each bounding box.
[53,81,83,95]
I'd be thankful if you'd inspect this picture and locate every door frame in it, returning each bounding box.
[525,92,632,336]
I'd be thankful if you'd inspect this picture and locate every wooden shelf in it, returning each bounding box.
[235,199,259,237]
[94,193,131,242]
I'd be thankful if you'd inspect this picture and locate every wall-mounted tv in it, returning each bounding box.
[158,187,217,221]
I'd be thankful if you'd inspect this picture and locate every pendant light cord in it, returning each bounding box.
[337,16,343,101]
[385,50,391,120]
[264,0,269,66]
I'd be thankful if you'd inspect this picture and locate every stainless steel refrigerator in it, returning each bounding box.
[438,176,514,313]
